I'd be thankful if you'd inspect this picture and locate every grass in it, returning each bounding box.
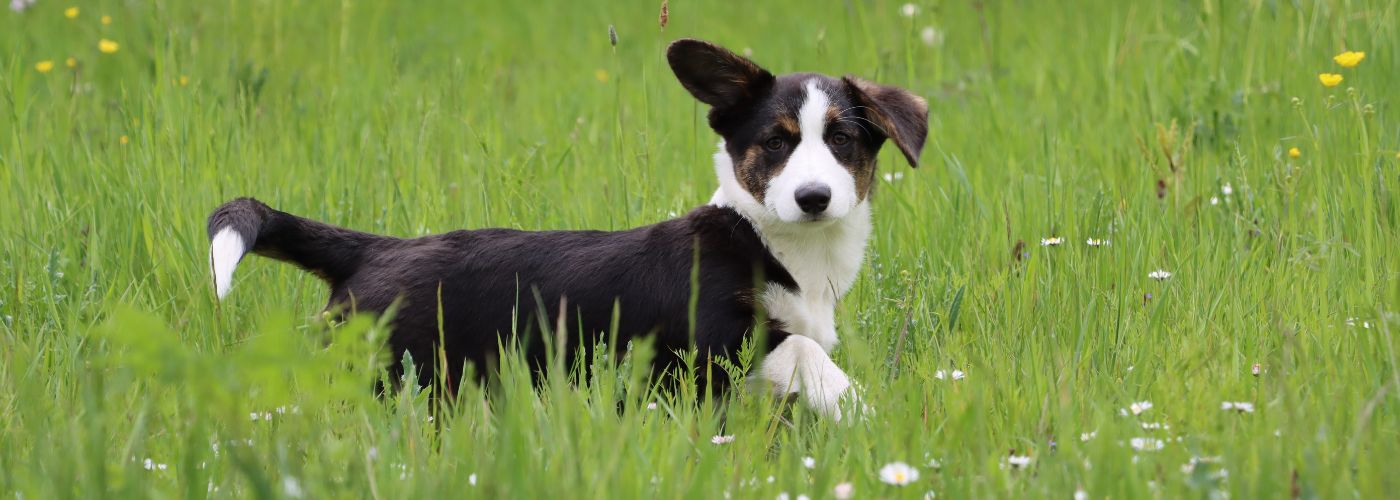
[2,0,1399,497]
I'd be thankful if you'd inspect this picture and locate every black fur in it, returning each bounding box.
[209,198,797,393]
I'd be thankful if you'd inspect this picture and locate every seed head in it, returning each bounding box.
[608,25,618,47]
[658,1,669,29]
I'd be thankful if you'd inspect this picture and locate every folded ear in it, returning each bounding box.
[667,39,775,110]
[843,77,930,167]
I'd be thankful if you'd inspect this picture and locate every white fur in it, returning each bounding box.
[757,334,854,420]
[210,227,246,299]
[766,81,858,223]
[707,82,875,419]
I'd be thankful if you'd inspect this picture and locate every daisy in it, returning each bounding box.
[900,3,920,17]
[142,458,168,471]
[1220,401,1255,413]
[802,456,816,469]
[1074,489,1089,500]
[933,369,965,380]
[879,461,920,485]
[1004,455,1032,469]
[1129,437,1165,451]
[1148,270,1172,281]
[1210,196,1220,206]
[1080,431,1097,442]
[469,473,478,486]
[1129,401,1153,415]
[1041,237,1064,246]
[919,26,945,47]
[1221,183,1233,196]
[834,482,855,500]
[711,434,735,445]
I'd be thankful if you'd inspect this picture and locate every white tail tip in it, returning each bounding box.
[209,227,247,300]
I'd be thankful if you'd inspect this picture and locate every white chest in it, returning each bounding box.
[756,203,872,352]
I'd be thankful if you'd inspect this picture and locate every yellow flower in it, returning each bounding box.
[101,15,112,25]
[179,75,190,86]
[1288,147,1301,158]
[1333,51,1365,68]
[64,6,78,18]
[594,69,609,82]
[119,135,129,145]
[99,39,120,54]
[35,60,55,73]
[66,57,77,68]
[1318,73,1343,87]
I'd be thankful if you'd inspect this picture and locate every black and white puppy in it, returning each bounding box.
[206,39,927,419]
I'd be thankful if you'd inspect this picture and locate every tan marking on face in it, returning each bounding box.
[735,144,773,202]
[775,115,801,136]
[850,159,875,202]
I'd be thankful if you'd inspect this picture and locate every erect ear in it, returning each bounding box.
[843,76,930,167]
[667,39,775,110]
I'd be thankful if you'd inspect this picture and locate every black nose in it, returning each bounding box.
[794,183,832,215]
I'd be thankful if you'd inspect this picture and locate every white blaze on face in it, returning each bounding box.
[766,80,858,223]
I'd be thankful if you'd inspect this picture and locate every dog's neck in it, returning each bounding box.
[708,189,871,303]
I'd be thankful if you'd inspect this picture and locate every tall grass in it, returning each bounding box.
[2,0,1398,497]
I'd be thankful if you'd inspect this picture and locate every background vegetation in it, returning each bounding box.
[2,0,1398,497]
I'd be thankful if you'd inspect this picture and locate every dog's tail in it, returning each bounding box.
[207,197,388,299]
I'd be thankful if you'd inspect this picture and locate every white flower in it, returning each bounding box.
[1004,455,1032,469]
[142,458,168,471]
[924,491,937,500]
[798,495,810,500]
[883,171,906,182]
[742,47,754,57]
[1129,437,1165,451]
[1074,489,1089,500]
[282,477,304,498]
[1041,237,1064,246]
[1210,196,1220,206]
[1220,401,1255,413]
[1251,363,1262,376]
[777,493,790,500]
[1128,401,1153,415]
[1221,183,1234,196]
[919,26,945,47]
[250,411,273,421]
[900,3,920,17]
[646,402,658,411]
[469,473,477,486]
[9,0,36,13]
[802,456,816,469]
[834,483,855,500]
[1140,422,1169,430]
[1085,238,1110,247]
[1148,270,1172,281]
[711,434,735,445]
[879,461,920,485]
[924,452,942,469]
[767,475,776,483]
[934,369,965,380]
[1080,431,1097,442]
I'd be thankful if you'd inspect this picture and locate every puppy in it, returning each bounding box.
[207,39,928,419]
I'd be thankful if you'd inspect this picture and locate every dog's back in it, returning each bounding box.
[208,198,795,390]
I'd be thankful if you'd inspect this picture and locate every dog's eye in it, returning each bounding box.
[829,132,851,146]
[764,137,786,151]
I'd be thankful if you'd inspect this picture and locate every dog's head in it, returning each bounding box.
[668,39,928,226]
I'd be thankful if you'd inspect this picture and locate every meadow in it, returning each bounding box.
[3,0,1399,497]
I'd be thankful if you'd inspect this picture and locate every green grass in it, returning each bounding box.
[3,0,1399,497]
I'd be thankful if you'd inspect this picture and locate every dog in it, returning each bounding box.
[206,39,928,419]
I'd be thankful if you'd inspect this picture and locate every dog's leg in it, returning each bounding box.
[756,334,856,420]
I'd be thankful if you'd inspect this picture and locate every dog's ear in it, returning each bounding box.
[667,39,775,110]
[843,77,929,167]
